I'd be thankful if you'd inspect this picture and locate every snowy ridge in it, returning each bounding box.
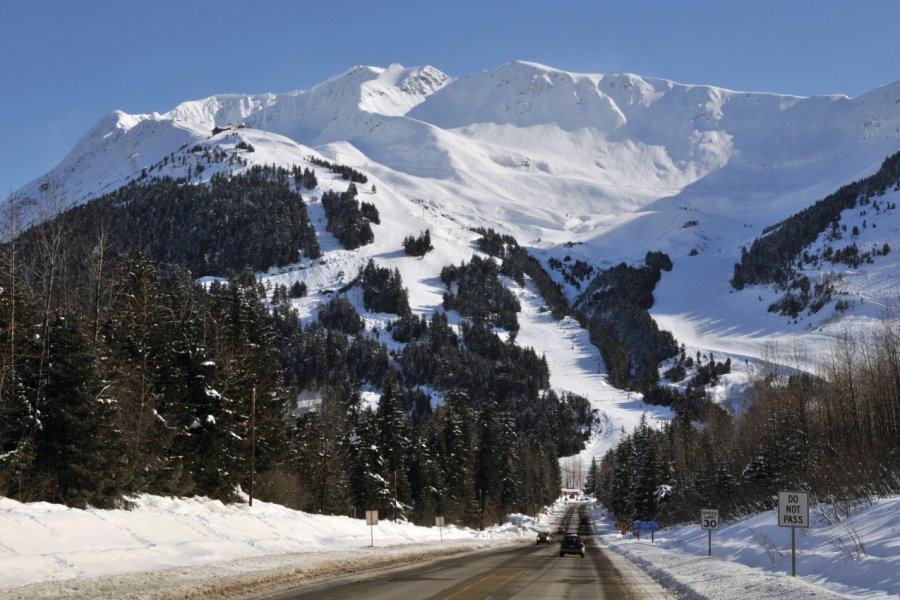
[9,63,450,217]
[16,62,900,216]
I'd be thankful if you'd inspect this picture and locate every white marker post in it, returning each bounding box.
[700,508,719,556]
[435,516,445,542]
[778,491,809,576]
[366,510,379,547]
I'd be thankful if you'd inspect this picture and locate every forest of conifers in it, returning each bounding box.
[0,169,591,528]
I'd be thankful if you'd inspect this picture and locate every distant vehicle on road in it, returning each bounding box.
[559,533,585,558]
[536,531,553,544]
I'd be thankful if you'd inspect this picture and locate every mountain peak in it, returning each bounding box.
[307,64,446,117]
[409,60,628,131]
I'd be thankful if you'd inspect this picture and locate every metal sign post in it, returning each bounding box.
[435,516,445,542]
[778,491,809,576]
[700,508,719,556]
[366,510,379,547]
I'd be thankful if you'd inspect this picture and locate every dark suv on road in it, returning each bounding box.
[536,531,553,544]
[559,533,585,557]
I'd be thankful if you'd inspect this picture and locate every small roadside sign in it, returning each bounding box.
[633,520,658,531]
[778,491,809,576]
[633,520,658,543]
[700,508,719,556]
[435,516,445,541]
[777,491,809,528]
[700,509,719,530]
[366,510,378,547]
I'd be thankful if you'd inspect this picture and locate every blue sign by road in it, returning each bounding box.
[633,520,658,532]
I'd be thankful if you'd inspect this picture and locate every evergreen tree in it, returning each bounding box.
[403,230,433,257]
[349,412,389,512]
[360,260,410,316]
[28,313,133,507]
[290,281,307,298]
[374,374,411,518]
[475,398,510,524]
[302,167,318,190]
[321,188,374,250]
[601,432,634,519]
[406,426,441,521]
[360,201,380,224]
[317,296,364,335]
[149,269,216,498]
[627,415,661,519]
[441,255,520,332]
[99,255,170,491]
[584,456,600,496]
[441,389,477,525]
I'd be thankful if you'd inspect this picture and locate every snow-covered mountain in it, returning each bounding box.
[19,61,900,222]
[9,61,900,443]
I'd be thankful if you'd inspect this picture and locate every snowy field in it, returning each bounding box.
[1,495,898,598]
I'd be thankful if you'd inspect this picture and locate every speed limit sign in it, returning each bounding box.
[701,508,719,530]
[700,508,719,556]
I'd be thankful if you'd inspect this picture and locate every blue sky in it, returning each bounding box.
[2,0,899,196]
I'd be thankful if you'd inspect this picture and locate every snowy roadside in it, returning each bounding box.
[0,495,535,599]
[4,495,898,599]
[0,539,520,600]
[605,540,850,600]
[592,498,900,600]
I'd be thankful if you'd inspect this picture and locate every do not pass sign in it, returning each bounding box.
[778,491,809,528]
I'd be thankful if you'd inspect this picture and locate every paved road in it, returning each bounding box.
[267,504,672,599]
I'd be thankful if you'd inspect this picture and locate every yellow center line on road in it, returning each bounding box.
[429,549,544,599]
[438,571,501,600]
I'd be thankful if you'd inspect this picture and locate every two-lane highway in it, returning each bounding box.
[265,503,673,599]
